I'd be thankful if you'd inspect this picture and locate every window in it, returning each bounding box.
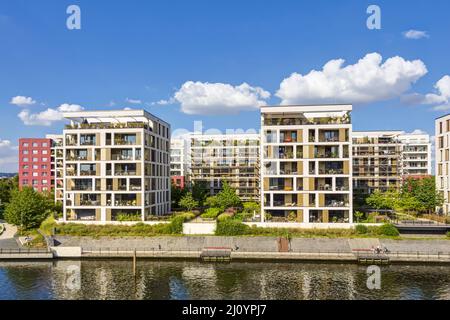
[42,179,48,185]
[33,172,38,177]
[42,187,48,192]
[42,150,48,155]
[23,157,29,162]
[22,179,28,185]
[41,165,47,169]
[32,142,38,147]
[32,165,38,169]
[22,143,29,147]
[22,165,29,169]
[42,142,48,147]
[42,157,48,162]
[32,180,38,185]
[32,158,39,162]
[22,150,29,155]
[23,172,29,176]
[32,150,38,154]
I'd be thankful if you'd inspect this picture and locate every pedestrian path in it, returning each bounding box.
[0,220,19,249]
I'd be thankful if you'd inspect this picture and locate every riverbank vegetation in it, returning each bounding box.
[214,220,400,238]
[363,177,444,218]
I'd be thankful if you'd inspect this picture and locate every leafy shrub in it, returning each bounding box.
[115,213,141,222]
[264,213,272,221]
[201,208,221,219]
[168,213,195,234]
[355,224,368,234]
[378,224,400,237]
[242,202,260,214]
[215,220,251,236]
[288,211,297,222]
[217,213,232,222]
[446,231,450,238]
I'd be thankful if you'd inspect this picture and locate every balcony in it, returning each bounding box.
[80,170,97,176]
[65,122,150,130]
[115,171,137,176]
[80,199,101,206]
[319,168,344,175]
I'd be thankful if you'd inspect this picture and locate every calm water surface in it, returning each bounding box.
[0,260,449,300]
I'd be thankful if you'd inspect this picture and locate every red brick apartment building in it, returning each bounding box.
[18,138,53,192]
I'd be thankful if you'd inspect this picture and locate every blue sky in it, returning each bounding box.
[1,0,450,171]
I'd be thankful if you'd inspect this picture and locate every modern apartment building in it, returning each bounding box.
[62,110,171,222]
[260,105,353,223]
[436,114,450,215]
[170,137,189,189]
[352,131,432,206]
[398,133,432,176]
[18,138,53,192]
[46,134,64,203]
[190,133,260,201]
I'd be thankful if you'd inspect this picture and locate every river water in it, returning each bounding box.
[0,260,449,300]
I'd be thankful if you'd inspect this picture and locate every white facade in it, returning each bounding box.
[398,133,432,176]
[436,115,450,215]
[61,110,171,222]
[170,138,189,178]
[260,105,353,223]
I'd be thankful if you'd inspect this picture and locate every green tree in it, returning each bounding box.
[4,187,52,230]
[402,177,444,214]
[171,184,187,208]
[214,181,242,211]
[366,189,399,211]
[191,181,209,205]
[178,192,198,211]
[0,175,18,218]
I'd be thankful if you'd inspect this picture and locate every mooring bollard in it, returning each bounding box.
[133,249,137,276]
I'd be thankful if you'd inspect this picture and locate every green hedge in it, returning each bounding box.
[217,213,232,222]
[201,208,222,219]
[355,224,368,234]
[377,224,400,236]
[215,220,251,236]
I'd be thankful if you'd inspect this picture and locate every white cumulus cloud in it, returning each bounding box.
[125,98,142,104]
[18,103,84,126]
[10,95,36,107]
[407,75,450,110]
[276,52,428,105]
[403,30,429,40]
[172,81,270,115]
[0,139,18,172]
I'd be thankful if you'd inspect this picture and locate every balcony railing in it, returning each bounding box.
[114,200,138,206]
[115,171,137,176]
[80,170,96,176]
[80,200,100,206]
[111,155,134,161]
[319,169,344,175]
[65,122,150,130]
[114,140,136,146]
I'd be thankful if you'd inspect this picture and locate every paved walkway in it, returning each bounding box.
[0,220,19,249]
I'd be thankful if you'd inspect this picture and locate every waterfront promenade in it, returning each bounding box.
[0,235,444,264]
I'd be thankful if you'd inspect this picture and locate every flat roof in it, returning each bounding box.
[261,104,352,113]
[435,113,450,120]
[353,130,404,137]
[63,109,170,126]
